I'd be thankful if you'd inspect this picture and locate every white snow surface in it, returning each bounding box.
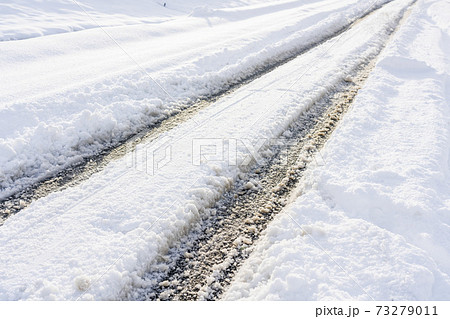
[0,0,269,41]
[225,0,450,301]
[0,0,392,199]
[0,0,415,300]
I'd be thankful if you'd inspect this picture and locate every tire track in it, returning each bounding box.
[129,62,370,301]
[127,1,415,301]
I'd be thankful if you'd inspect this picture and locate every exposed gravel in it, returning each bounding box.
[127,58,377,301]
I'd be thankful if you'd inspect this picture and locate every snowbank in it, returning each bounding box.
[0,0,392,199]
[225,0,450,300]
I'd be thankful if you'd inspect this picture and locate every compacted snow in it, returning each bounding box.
[225,0,450,301]
[0,0,416,300]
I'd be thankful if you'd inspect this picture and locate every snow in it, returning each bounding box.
[225,0,450,301]
[0,0,267,41]
[0,0,414,300]
[0,0,393,199]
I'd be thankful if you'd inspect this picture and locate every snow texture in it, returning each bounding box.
[0,0,413,300]
[225,0,450,301]
[0,0,393,199]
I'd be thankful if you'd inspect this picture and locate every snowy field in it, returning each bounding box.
[1,0,449,301]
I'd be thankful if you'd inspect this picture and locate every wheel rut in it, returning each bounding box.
[130,64,370,301]
[126,1,416,301]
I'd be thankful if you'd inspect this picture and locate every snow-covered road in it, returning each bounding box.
[0,0,418,300]
[0,0,393,199]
